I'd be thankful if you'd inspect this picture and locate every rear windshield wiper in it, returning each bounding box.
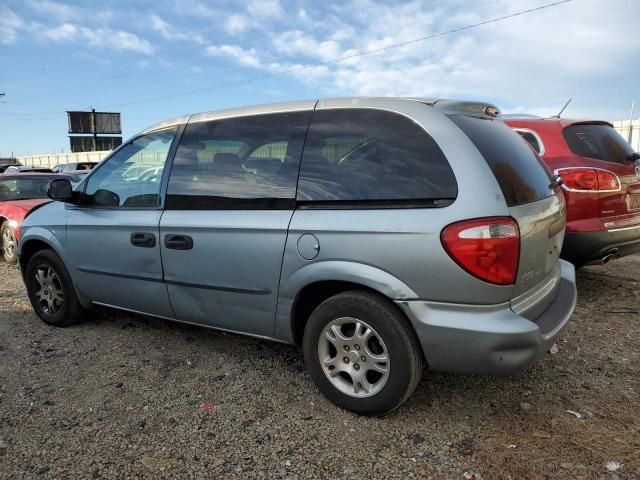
[549,175,564,189]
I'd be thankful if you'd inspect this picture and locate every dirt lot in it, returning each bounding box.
[0,258,638,480]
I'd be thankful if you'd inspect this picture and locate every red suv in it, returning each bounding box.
[505,116,640,267]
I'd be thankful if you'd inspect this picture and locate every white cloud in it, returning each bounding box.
[150,14,192,42]
[207,0,640,120]
[28,0,80,21]
[41,22,77,41]
[225,14,250,35]
[247,0,283,18]
[27,0,114,23]
[0,26,17,45]
[206,44,262,68]
[0,6,23,44]
[33,21,153,53]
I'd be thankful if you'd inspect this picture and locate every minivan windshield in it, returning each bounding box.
[448,115,555,207]
[563,123,636,164]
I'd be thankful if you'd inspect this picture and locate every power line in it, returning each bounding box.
[2,0,573,116]
[88,0,508,95]
[3,0,506,97]
[97,0,573,109]
[2,0,311,94]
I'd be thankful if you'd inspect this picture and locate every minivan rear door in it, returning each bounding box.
[159,107,314,337]
[562,122,640,228]
[448,115,564,296]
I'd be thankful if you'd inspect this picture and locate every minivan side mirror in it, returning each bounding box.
[47,178,76,203]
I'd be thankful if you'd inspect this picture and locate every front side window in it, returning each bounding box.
[297,108,458,204]
[82,128,177,208]
[166,111,312,209]
[563,123,636,164]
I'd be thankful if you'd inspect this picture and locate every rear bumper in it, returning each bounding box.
[562,226,640,265]
[397,260,577,375]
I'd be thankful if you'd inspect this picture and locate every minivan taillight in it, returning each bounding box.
[441,217,520,285]
[556,167,621,192]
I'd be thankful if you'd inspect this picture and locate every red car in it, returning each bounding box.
[505,116,640,266]
[0,173,80,263]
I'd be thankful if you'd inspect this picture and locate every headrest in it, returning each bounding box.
[214,152,241,167]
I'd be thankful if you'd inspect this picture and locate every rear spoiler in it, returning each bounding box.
[564,120,614,128]
[407,98,501,120]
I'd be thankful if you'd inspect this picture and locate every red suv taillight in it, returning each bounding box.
[556,167,621,192]
[441,217,520,285]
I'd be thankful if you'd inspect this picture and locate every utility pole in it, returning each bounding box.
[628,101,635,144]
[91,107,98,152]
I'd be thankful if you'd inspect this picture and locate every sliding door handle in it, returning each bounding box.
[164,234,193,250]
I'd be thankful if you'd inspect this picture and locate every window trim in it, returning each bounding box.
[513,128,546,156]
[72,125,184,211]
[296,198,455,210]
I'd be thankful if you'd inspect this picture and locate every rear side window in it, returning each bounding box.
[166,111,312,209]
[297,108,457,205]
[448,115,554,207]
[563,124,636,164]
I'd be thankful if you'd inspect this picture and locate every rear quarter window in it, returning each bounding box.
[563,124,636,164]
[448,115,555,207]
[513,129,544,155]
[297,108,458,205]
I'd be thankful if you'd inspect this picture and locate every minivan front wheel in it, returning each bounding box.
[25,249,84,327]
[303,291,423,415]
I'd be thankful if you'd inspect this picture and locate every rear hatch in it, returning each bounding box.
[448,114,565,297]
[562,122,640,229]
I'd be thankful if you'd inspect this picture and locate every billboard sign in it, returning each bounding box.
[67,111,121,134]
[70,136,123,152]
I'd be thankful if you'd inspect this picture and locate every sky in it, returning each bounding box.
[0,0,639,156]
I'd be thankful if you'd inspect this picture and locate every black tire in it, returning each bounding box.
[25,249,84,327]
[303,290,423,416]
[1,222,17,264]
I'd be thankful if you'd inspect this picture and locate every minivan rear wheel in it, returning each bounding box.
[303,291,423,415]
[25,249,84,327]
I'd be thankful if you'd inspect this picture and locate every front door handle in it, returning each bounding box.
[164,234,193,250]
[130,232,156,248]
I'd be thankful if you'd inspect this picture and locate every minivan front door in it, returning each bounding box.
[159,108,313,337]
[65,127,179,318]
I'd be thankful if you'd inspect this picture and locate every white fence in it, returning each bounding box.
[17,151,111,168]
[613,119,640,151]
[10,120,640,169]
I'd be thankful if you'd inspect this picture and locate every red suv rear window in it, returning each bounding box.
[563,124,636,164]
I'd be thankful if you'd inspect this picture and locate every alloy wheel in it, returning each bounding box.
[318,317,390,398]
[2,227,16,260]
[33,265,64,316]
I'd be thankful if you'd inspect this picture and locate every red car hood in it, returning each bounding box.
[0,198,50,212]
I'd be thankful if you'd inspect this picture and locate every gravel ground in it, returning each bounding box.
[0,257,638,480]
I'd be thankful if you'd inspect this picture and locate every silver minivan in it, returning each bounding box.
[18,98,577,415]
